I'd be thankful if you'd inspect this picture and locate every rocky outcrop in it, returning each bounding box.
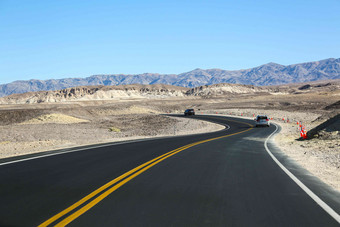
[324,101,340,110]
[0,85,188,104]
[307,114,340,139]
[0,80,339,104]
[185,83,268,96]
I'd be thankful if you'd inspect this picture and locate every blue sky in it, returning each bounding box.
[0,0,339,84]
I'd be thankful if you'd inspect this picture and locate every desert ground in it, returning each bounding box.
[0,81,339,191]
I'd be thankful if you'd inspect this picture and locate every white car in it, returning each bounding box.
[255,115,270,127]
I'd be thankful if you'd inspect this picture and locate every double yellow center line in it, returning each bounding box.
[40,119,253,226]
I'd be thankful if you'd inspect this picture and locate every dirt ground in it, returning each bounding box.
[0,89,339,191]
[0,105,224,158]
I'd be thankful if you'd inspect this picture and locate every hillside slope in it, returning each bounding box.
[2,80,339,104]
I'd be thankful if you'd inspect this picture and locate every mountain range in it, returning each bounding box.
[1,58,339,97]
[2,80,339,105]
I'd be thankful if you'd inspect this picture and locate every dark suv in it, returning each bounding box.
[184,109,195,116]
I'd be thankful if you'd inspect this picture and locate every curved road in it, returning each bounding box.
[0,115,339,226]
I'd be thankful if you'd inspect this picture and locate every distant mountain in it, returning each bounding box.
[0,58,339,97]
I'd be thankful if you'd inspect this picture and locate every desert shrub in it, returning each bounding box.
[108,127,121,132]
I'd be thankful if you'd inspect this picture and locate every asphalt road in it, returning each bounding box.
[0,115,339,226]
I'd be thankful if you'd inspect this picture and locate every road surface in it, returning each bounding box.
[0,115,339,226]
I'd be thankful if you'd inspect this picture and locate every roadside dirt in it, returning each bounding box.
[0,85,338,192]
[0,108,223,158]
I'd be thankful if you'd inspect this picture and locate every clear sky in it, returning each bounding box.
[0,0,339,84]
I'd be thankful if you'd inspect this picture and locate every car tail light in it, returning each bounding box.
[266,119,269,121]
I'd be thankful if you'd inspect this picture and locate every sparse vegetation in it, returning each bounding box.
[108,127,121,132]
[0,141,10,145]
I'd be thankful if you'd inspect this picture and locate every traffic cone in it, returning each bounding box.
[302,130,307,139]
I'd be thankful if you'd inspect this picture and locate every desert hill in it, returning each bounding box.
[1,80,339,105]
[0,84,186,104]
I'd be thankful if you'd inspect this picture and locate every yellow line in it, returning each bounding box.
[40,120,252,226]
[56,128,252,227]
[38,145,193,227]
[55,146,191,227]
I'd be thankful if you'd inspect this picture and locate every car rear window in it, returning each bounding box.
[258,116,268,120]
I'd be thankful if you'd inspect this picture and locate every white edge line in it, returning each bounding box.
[0,140,145,167]
[0,118,230,167]
[265,123,340,224]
